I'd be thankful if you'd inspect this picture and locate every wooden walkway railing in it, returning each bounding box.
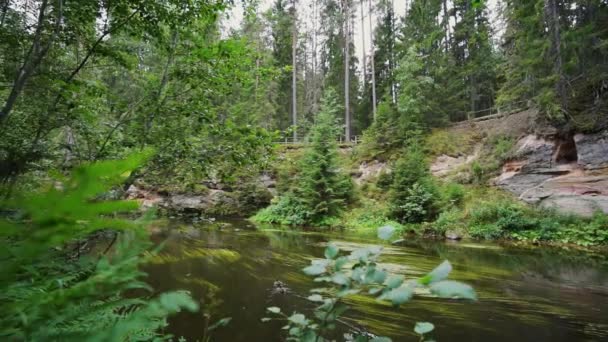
[276,135,361,146]
[452,100,531,125]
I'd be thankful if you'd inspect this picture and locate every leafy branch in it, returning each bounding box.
[263,226,477,341]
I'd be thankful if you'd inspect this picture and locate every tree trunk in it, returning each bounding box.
[0,0,10,28]
[344,0,351,142]
[368,0,377,119]
[0,0,62,123]
[360,0,367,90]
[292,1,298,142]
[390,0,396,104]
[443,0,450,54]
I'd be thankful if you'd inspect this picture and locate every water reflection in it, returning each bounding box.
[143,220,608,341]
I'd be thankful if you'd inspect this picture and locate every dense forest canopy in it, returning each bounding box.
[1,0,607,182]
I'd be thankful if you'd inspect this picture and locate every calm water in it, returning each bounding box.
[144,219,608,341]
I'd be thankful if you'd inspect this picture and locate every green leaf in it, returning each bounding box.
[419,260,452,285]
[307,294,324,302]
[303,264,326,276]
[366,268,387,284]
[301,330,318,342]
[261,317,272,322]
[334,256,348,270]
[414,322,435,335]
[331,273,350,286]
[324,243,339,259]
[380,285,414,305]
[385,275,404,289]
[377,225,396,241]
[267,306,281,314]
[429,280,477,300]
[288,313,308,325]
[289,327,301,336]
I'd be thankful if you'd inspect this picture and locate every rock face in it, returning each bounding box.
[125,175,274,216]
[574,131,608,169]
[495,132,608,217]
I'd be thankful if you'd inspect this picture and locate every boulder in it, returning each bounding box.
[513,135,556,172]
[575,132,608,170]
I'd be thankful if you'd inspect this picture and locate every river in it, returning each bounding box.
[143,219,608,341]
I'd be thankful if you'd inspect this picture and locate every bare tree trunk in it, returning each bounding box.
[360,0,367,90]
[368,0,377,119]
[312,0,319,115]
[344,0,351,142]
[143,30,178,146]
[390,0,396,104]
[292,1,298,142]
[442,0,450,53]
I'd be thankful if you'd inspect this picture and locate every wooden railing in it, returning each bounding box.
[452,100,531,125]
[276,135,361,146]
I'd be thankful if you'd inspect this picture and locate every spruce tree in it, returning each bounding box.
[389,143,438,224]
[295,88,353,223]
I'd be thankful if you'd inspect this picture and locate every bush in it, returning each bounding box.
[432,209,466,236]
[391,182,438,224]
[556,213,608,246]
[440,182,466,208]
[468,200,537,239]
[376,170,394,191]
[253,194,310,226]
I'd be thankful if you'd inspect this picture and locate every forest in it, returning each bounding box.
[1,0,607,341]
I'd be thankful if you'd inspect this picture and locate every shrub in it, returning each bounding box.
[553,212,608,246]
[376,170,394,191]
[391,182,437,224]
[432,209,466,236]
[440,182,466,208]
[470,161,484,184]
[253,194,310,226]
[468,200,537,239]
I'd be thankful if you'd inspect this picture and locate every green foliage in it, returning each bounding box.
[468,200,536,239]
[497,0,608,129]
[356,102,402,160]
[339,199,404,232]
[432,209,467,236]
[262,227,476,341]
[0,154,201,340]
[389,145,438,223]
[255,89,353,226]
[440,183,466,208]
[253,193,311,226]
